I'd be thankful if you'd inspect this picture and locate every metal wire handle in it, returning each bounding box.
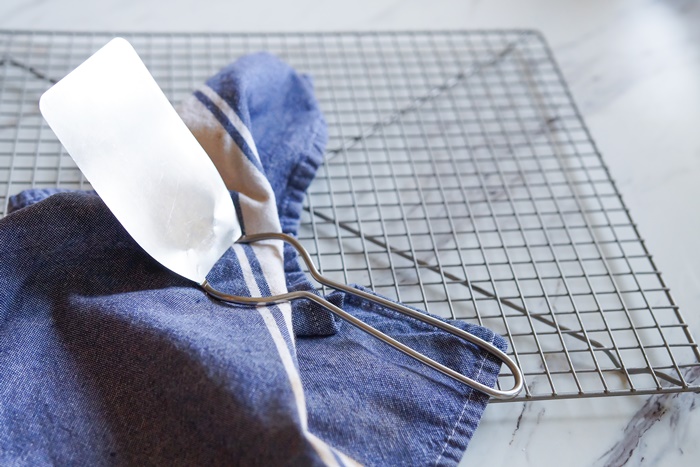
[201,232,524,399]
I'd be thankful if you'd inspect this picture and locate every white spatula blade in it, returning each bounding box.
[39,37,240,283]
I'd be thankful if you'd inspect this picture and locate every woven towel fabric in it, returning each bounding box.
[0,52,505,466]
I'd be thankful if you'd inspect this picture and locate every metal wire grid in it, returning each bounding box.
[0,30,698,401]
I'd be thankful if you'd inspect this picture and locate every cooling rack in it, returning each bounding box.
[1,30,698,401]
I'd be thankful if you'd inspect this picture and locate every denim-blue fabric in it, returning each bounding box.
[0,52,506,466]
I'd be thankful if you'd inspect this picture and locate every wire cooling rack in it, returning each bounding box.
[1,30,698,401]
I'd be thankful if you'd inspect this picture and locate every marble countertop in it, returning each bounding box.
[1,1,698,466]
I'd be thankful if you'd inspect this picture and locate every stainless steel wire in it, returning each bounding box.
[1,29,698,401]
[203,232,523,399]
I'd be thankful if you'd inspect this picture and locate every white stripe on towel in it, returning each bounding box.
[199,84,261,163]
[181,87,352,466]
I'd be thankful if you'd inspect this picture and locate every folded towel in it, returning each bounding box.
[0,52,506,466]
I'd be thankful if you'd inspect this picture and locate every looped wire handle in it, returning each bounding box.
[202,232,524,399]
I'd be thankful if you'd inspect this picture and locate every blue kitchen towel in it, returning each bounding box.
[0,52,506,466]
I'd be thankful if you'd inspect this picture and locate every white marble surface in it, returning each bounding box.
[1,1,698,466]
